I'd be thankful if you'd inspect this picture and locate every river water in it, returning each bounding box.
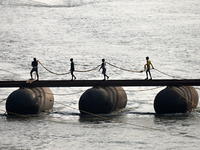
[0,0,200,149]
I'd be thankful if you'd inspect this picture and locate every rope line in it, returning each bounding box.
[54,100,164,131]
[43,87,164,97]
[106,62,144,73]
[74,65,100,72]
[106,61,186,79]
[0,105,164,131]
[154,68,185,79]
[38,60,70,75]
[171,86,197,108]
[154,68,177,78]
[38,60,186,80]
[46,90,85,96]
[106,62,185,79]
[125,86,164,92]
[0,98,6,103]
[38,60,100,75]
[195,87,200,90]
[0,109,79,124]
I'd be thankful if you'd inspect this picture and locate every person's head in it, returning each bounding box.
[146,57,149,60]
[70,58,73,62]
[102,59,105,62]
[34,58,36,61]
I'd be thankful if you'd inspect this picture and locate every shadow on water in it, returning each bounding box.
[79,114,119,124]
[52,109,127,124]
[153,109,200,125]
[78,108,130,124]
[2,107,200,125]
[129,112,156,115]
[53,110,80,116]
[2,111,51,122]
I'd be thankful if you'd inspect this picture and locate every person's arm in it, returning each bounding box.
[70,63,72,71]
[151,63,154,69]
[99,63,102,71]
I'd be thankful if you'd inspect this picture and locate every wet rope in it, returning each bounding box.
[0,109,78,124]
[54,100,164,131]
[125,86,164,92]
[195,87,200,90]
[43,87,164,96]
[171,86,197,108]
[0,86,164,131]
[0,106,164,131]
[46,90,85,96]
[0,98,6,103]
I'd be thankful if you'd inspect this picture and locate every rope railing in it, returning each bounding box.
[106,62,186,79]
[38,60,186,80]
[106,62,144,73]
[74,65,100,72]
[153,68,185,79]
[38,60,100,75]
[38,60,70,75]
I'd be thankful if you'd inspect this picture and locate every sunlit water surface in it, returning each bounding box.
[0,0,200,149]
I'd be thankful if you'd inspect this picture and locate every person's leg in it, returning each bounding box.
[71,71,76,80]
[71,72,73,80]
[103,73,106,80]
[145,70,148,80]
[30,69,34,79]
[105,74,109,80]
[149,71,152,79]
[73,72,76,80]
[36,69,39,80]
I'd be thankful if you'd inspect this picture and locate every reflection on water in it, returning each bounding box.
[0,0,106,7]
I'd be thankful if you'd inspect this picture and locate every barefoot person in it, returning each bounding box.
[99,59,109,80]
[145,56,154,80]
[30,58,39,81]
[70,58,76,80]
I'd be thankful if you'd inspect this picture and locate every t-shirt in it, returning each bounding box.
[71,62,74,71]
[32,60,38,67]
[147,60,151,68]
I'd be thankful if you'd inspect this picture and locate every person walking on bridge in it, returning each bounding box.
[70,58,76,80]
[99,59,109,80]
[145,56,154,80]
[30,58,39,81]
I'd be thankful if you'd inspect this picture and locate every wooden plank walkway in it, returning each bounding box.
[0,79,200,88]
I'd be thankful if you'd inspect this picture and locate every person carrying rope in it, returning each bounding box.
[145,56,154,80]
[30,58,39,81]
[70,58,76,80]
[99,59,109,80]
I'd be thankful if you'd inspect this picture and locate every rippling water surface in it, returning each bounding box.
[0,0,200,149]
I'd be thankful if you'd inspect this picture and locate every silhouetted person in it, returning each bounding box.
[99,59,109,80]
[70,58,76,80]
[145,56,154,80]
[30,58,39,81]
